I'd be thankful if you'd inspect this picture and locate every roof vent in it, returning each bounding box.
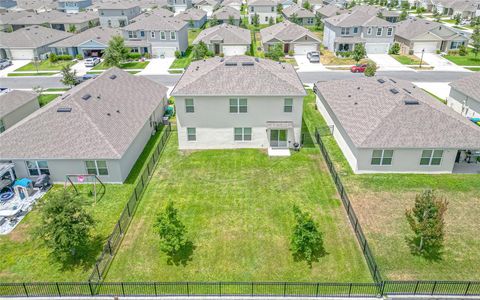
[116,110,120,113]
[109,74,117,79]
[225,62,237,66]
[242,62,254,66]
[404,99,419,105]
[389,88,399,95]
[389,78,397,83]
[82,93,91,100]
[402,88,411,94]
[377,79,385,84]
[57,107,72,112]
[107,112,111,116]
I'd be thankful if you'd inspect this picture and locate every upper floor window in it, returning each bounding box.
[170,31,176,40]
[140,31,145,37]
[341,27,350,35]
[387,27,393,36]
[26,160,50,176]
[353,27,358,33]
[160,31,166,40]
[128,31,137,38]
[376,27,383,36]
[121,10,124,15]
[371,150,393,166]
[85,160,109,176]
[185,98,194,113]
[151,31,155,38]
[250,6,254,12]
[271,6,274,11]
[420,150,443,166]
[367,27,372,35]
[229,98,247,113]
[284,98,293,112]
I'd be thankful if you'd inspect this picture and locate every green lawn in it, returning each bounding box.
[38,94,61,107]
[169,30,201,70]
[7,72,57,76]
[105,93,371,282]
[321,50,369,66]
[45,88,70,92]
[391,54,423,65]
[15,60,74,71]
[466,67,480,71]
[91,61,150,70]
[304,91,480,281]
[444,51,480,66]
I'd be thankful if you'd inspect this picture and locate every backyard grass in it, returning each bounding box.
[303,91,480,281]
[444,51,480,66]
[169,30,202,70]
[7,72,57,76]
[91,61,150,70]
[391,54,423,65]
[15,60,74,72]
[320,50,369,66]
[105,93,371,282]
[38,94,61,106]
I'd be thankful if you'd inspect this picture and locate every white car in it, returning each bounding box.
[84,57,100,67]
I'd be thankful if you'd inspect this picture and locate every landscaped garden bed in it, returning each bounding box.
[91,61,150,70]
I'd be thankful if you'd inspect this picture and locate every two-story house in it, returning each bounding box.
[323,10,395,54]
[122,15,188,57]
[192,0,219,17]
[248,0,277,25]
[172,55,306,155]
[97,2,141,27]
[167,0,193,13]
[57,0,92,13]
[282,3,315,26]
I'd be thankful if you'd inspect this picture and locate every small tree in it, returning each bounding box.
[314,14,323,30]
[405,190,448,258]
[36,191,95,263]
[399,9,408,21]
[252,13,259,27]
[290,13,301,25]
[268,16,274,25]
[68,24,76,33]
[210,15,219,26]
[389,42,400,55]
[60,65,78,87]
[277,3,283,13]
[48,52,58,63]
[364,61,377,77]
[471,26,480,58]
[228,15,235,25]
[103,35,130,67]
[192,41,210,60]
[458,44,467,56]
[155,202,188,261]
[188,18,194,28]
[352,43,366,63]
[348,0,356,8]
[265,43,284,61]
[377,11,384,19]
[302,0,311,9]
[290,205,325,266]
[453,13,461,25]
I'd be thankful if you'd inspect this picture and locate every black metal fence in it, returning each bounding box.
[314,127,382,283]
[88,123,172,283]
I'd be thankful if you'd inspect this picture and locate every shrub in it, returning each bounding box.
[408,49,414,55]
[288,49,294,56]
[48,53,58,63]
[175,50,182,59]
[364,61,377,77]
[219,52,224,57]
[435,49,441,54]
[389,43,400,55]
[447,49,459,56]
[459,45,467,56]
[144,53,151,59]
[75,54,84,60]
[57,54,73,61]
[127,52,142,60]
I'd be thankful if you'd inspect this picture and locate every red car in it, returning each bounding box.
[351,64,367,73]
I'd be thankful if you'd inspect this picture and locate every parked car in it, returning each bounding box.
[75,74,98,85]
[307,51,320,63]
[351,64,367,73]
[0,59,12,70]
[84,57,100,67]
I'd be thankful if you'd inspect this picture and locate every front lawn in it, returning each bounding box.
[91,61,150,70]
[7,72,57,76]
[391,54,423,65]
[15,60,74,72]
[38,94,61,107]
[444,51,480,66]
[320,50,369,66]
[106,93,371,282]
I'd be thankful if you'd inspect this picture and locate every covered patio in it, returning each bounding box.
[453,150,480,174]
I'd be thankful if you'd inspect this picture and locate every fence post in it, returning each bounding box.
[107,240,113,256]
[380,281,386,297]
[126,201,131,217]
[315,283,319,297]
[96,263,101,280]
[121,282,125,296]
[154,282,157,296]
[464,282,471,295]
[89,281,94,296]
[414,281,419,295]
[186,282,190,296]
[219,282,222,296]
[431,281,437,295]
[251,282,254,296]
[118,220,123,234]
[348,283,352,297]
[23,283,29,297]
[283,282,287,296]
[56,282,61,297]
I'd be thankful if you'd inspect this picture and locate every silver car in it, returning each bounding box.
[0,59,12,70]
[307,51,320,63]
[84,57,101,67]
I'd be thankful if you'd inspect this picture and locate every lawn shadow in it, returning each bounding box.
[406,237,444,262]
[167,241,196,267]
[55,235,104,272]
[292,244,329,268]
[301,119,316,149]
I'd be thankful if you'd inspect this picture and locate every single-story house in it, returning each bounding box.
[298,0,324,10]
[97,2,142,28]
[131,8,174,23]
[211,6,241,25]
[0,10,32,32]
[0,68,169,183]
[10,0,56,12]
[282,3,316,25]
[174,7,207,28]
[57,0,92,13]
[220,0,242,11]
[50,26,121,57]
[314,77,480,174]
[0,90,39,134]
[192,23,250,55]
[434,0,480,20]
[314,3,348,19]
[0,25,72,59]
[260,20,321,54]
[192,0,219,16]
[3,10,98,32]
[171,55,306,153]
[447,72,480,119]
[394,19,469,54]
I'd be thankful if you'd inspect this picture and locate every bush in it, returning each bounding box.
[127,52,142,60]
[364,61,377,77]
[435,49,441,54]
[389,43,400,55]
[447,49,459,56]
[219,52,224,57]
[175,50,182,59]
[288,49,294,56]
[76,54,84,60]
[57,54,73,61]
[48,53,57,63]
[144,53,151,59]
[337,51,352,58]
[459,45,467,56]
[408,49,414,55]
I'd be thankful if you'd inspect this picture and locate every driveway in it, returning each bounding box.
[71,60,93,76]
[138,57,175,75]
[368,54,413,71]
[0,60,31,77]
[294,55,328,72]
[416,53,467,72]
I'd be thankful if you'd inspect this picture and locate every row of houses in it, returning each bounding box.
[416,0,480,20]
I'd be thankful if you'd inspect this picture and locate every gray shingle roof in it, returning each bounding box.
[50,26,121,48]
[0,90,37,119]
[220,0,242,7]
[172,56,306,96]
[260,20,321,43]
[96,1,140,9]
[315,4,347,18]
[314,77,480,149]
[174,8,207,21]
[282,3,315,18]
[0,26,73,48]
[212,6,241,20]
[325,10,391,27]
[132,8,174,22]
[0,11,33,25]
[449,72,480,102]
[394,19,441,40]
[123,15,187,31]
[0,68,168,160]
[248,0,276,6]
[193,23,250,45]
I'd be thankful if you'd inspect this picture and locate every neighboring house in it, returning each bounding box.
[260,20,322,54]
[49,11,99,32]
[351,5,401,23]
[434,0,480,19]
[248,0,277,25]
[13,0,56,12]
[394,19,469,54]
[447,72,480,119]
[0,25,72,59]
[0,90,39,134]
[123,15,188,57]
[298,0,324,10]
[277,0,295,9]
[282,3,315,25]
[0,10,31,32]
[167,0,192,13]
[174,7,207,28]
[192,23,250,55]
[211,6,241,25]
[50,26,121,57]
[57,0,92,13]
[193,0,219,17]
[323,10,395,54]
[314,3,348,19]
[131,8,174,22]
[97,2,141,27]
[220,0,242,11]
[171,56,306,153]
[314,77,480,174]
[0,68,169,184]
[0,0,17,10]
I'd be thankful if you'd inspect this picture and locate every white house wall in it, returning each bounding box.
[2,98,40,130]
[447,88,480,118]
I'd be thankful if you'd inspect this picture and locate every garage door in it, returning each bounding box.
[152,47,177,58]
[293,44,317,55]
[365,43,390,54]
[223,45,247,56]
[413,42,438,53]
[10,49,34,60]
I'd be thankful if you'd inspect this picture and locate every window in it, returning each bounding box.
[151,31,155,38]
[187,128,196,141]
[376,27,383,36]
[185,98,194,113]
[26,160,50,176]
[353,27,358,33]
[420,150,443,166]
[160,31,166,40]
[371,150,393,166]
[107,19,111,26]
[306,18,314,24]
[170,31,176,40]
[341,27,350,35]
[339,43,349,51]
[250,6,254,12]
[367,27,372,35]
[85,160,109,176]
[284,98,293,112]
[128,31,137,38]
[0,119,4,133]
[450,41,464,49]
[140,31,145,37]
[271,6,274,11]
[234,127,252,141]
[387,27,393,36]
[229,98,247,113]
[265,16,268,22]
